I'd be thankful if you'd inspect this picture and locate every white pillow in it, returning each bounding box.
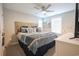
[33,28,36,32]
[21,27,37,33]
[21,28,28,33]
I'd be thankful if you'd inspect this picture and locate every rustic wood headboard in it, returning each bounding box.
[15,22,38,34]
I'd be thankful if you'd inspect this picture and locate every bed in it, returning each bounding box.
[17,32,58,56]
[15,22,58,56]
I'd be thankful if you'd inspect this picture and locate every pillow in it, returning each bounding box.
[36,27,41,32]
[28,28,34,33]
[20,26,37,33]
[21,26,28,28]
[20,26,28,33]
[21,28,28,33]
[33,28,36,32]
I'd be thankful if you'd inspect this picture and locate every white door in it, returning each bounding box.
[0,4,3,56]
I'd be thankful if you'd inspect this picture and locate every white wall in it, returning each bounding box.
[62,11,75,34]
[3,8,40,45]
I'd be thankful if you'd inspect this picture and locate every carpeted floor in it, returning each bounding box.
[4,43,55,56]
[4,44,26,56]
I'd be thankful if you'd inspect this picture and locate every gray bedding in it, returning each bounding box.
[17,32,58,54]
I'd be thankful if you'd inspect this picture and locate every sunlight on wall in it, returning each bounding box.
[51,17,62,34]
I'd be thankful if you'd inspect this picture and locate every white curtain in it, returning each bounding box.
[38,19,43,30]
[51,17,62,34]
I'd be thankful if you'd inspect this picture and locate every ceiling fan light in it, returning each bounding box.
[42,11,46,14]
[42,11,47,15]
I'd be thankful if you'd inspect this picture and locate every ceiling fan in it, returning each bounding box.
[34,4,54,15]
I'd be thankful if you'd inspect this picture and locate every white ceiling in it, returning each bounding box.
[3,3,75,18]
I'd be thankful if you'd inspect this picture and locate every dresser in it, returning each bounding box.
[54,33,79,56]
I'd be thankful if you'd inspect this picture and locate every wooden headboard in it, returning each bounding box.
[15,22,38,34]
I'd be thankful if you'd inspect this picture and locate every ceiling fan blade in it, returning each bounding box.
[34,3,43,9]
[46,10,54,12]
[34,7,40,10]
[46,4,51,9]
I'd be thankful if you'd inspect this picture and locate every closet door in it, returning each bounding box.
[0,4,3,56]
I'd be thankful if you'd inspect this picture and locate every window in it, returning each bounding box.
[38,19,43,30]
[51,17,62,34]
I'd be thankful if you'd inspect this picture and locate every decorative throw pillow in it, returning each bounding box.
[36,27,41,32]
[21,28,28,33]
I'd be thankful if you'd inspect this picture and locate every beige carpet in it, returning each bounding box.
[4,44,26,56]
[44,47,55,56]
[4,43,55,56]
